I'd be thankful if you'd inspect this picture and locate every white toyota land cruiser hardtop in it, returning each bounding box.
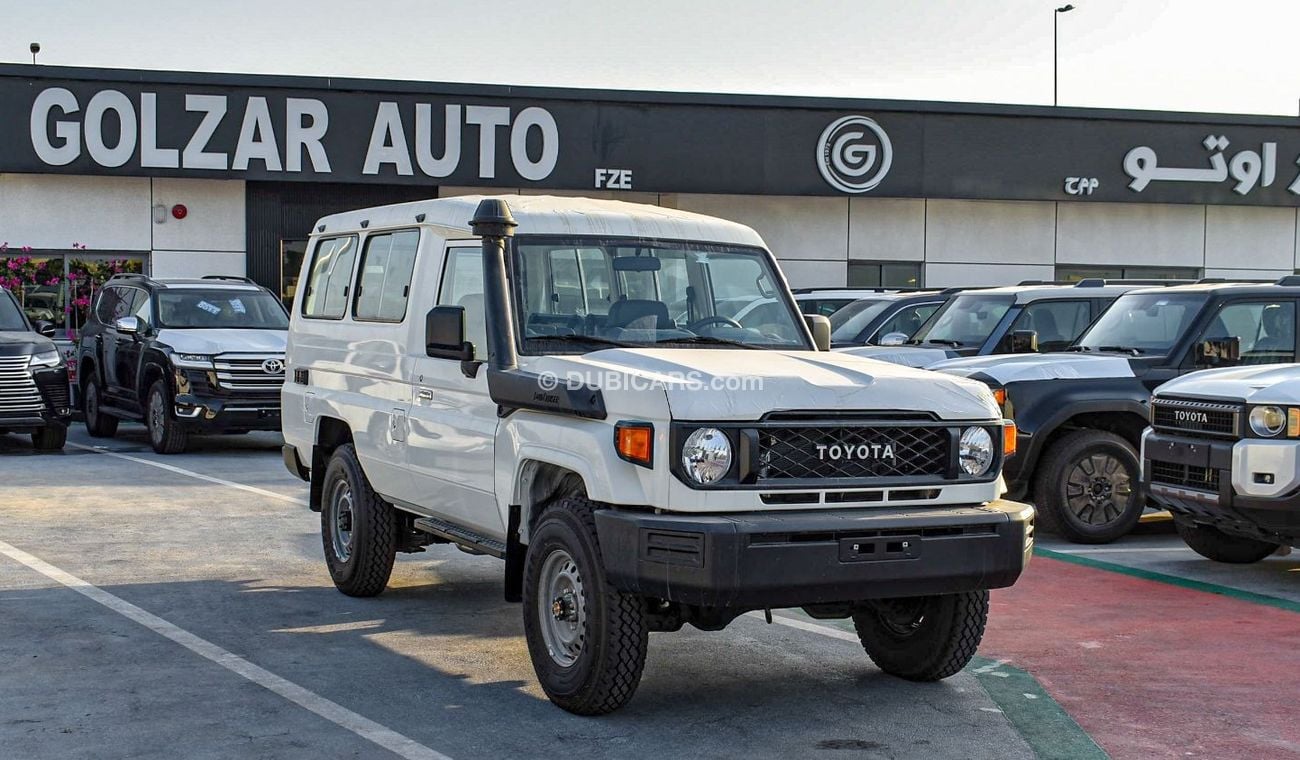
[281,195,1032,715]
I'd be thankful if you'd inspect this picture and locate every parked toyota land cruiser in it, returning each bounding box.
[0,285,71,451]
[76,274,289,454]
[1142,364,1300,563]
[281,196,1032,715]
[934,279,1300,543]
[839,280,1176,369]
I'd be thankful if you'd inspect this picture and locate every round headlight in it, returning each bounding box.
[959,427,995,476]
[1249,406,1287,437]
[681,427,732,484]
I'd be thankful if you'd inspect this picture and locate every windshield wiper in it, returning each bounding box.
[924,338,962,348]
[1096,345,1144,356]
[1065,345,1091,352]
[528,334,636,349]
[654,336,770,349]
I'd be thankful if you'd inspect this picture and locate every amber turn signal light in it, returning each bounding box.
[992,388,1007,408]
[615,422,654,468]
[1289,408,1300,438]
[1002,420,1018,457]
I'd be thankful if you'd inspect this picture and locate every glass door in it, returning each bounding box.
[280,239,308,309]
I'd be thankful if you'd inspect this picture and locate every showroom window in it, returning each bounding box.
[0,245,147,340]
[848,261,923,288]
[1056,265,1200,282]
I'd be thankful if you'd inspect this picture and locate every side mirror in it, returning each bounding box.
[1198,337,1240,366]
[113,315,141,335]
[804,314,832,351]
[1009,329,1038,354]
[425,306,474,361]
[878,331,909,347]
[33,320,56,338]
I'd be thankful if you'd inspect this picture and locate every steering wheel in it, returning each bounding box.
[687,315,742,332]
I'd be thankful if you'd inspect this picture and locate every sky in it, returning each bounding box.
[2,0,1299,116]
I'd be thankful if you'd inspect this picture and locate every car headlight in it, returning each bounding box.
[29,348,63,368]
[172,353,215,369]
[1249,406,1287,437]
[681,427,732,484]
[959,426,995,476]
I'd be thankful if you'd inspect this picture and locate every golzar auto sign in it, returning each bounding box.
[27,86,559,181]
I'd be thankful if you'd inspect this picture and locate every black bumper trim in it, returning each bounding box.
[593,500,1033,609]
[174,393,282,432]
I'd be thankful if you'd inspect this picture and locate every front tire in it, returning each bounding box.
[31,424,67,451]
[320,444,397,597]
[82,377,118,438]
[522,498,648,715]
[1034,430,1141,544]
[852,591,988,681]
[1175,520,1278,564]
[145,380,188,454]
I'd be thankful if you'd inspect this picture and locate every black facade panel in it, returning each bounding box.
[244,181,434,291]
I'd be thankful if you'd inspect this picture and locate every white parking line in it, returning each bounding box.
[68,442,307,506]
[1046,547,1191,554]
[0,539,450,760]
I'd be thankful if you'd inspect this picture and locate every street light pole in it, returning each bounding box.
[1054,5,1075,106]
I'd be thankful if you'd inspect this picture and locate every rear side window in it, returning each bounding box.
[354,230,420,322]
[302,235,359,319]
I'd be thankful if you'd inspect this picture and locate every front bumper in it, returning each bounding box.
[1143,430,1300,541]
[593,499,1034,609]
[0,365,72,431]
[173,393,282,432]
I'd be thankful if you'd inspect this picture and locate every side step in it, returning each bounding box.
[99,405,144,421]
[412,516,507,559]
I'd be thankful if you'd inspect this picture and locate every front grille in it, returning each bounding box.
[0,355,44,417]
[1151,398,1240,438]
[758,425,950,481]
[34,372,70,411]
[212,354,286,394]
[1149,460,1220,492]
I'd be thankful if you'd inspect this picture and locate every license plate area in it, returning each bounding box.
[839,535,922,562]
[1150,438,1211,467]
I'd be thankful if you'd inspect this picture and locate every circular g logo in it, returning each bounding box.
[816,115,893,194]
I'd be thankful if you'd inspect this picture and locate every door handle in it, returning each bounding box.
[417,389,434,401]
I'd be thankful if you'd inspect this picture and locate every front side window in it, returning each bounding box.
[1075,293,1208,355]
[874,302,940,343]
[513,238,808,352]
[354,230,420,322]
[437,247,488,357]
[911,295,1015,348]
[302,235,359,319]
[1193,301,1296,367]
[156,289,289,329]
[829,298,893,341]
[0,291,27,331]
[998,300,1093,353]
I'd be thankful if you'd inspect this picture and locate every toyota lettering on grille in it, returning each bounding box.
[816,442,896,462]
[1173,409,1210,425]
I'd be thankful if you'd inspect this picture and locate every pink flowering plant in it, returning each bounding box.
[0,242,143,338]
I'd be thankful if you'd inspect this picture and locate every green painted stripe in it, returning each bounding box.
[968,656,1109,760]
[780,612,1106,759]
[1034,547,1300,614]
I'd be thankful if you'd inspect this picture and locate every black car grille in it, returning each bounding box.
[1151,398,1240,438]
[757,425,950,481]
[34,372,70,411]
[1149,460,1220,492]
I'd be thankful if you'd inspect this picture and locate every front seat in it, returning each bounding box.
[606,299,672,330]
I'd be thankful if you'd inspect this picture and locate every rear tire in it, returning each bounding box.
[852,591,988,681]
[523,497,648,715]
[1174,520,1278,564]
[145,380,188,454]
[320,444,397,597]
[31,424,67,451]
[82,377,118,438]
[1034,430,1141,544]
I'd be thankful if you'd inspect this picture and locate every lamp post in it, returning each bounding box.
[1054,5,1075,106]
[29,42,40,65]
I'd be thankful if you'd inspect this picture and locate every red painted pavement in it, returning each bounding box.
[982,556,1300,759]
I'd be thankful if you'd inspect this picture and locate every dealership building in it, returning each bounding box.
[5,63,1300,335]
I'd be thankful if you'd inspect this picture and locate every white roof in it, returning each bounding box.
[313,195,767,248]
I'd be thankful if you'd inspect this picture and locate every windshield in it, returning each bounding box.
[912,295,1014,347]
[0,291,28,331]
[512,238,809,351]
[156,289,290,329]
[1075,293,1208,354]
[829,299,893,340]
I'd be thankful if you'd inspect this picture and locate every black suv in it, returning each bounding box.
[0,286,71,451]
[933,279,1300,543]
[76,274,289,454]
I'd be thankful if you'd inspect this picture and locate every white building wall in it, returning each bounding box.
[1056,203,1205,268]
[848,198,925,262]
[148,178,247,278]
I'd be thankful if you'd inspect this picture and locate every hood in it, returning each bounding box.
[835,345,959,369]
[1158,363,1300,405]
[523,348,999,422]
[155,328,287,355]
[0,330,53,356]
[930,352,1137,384]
